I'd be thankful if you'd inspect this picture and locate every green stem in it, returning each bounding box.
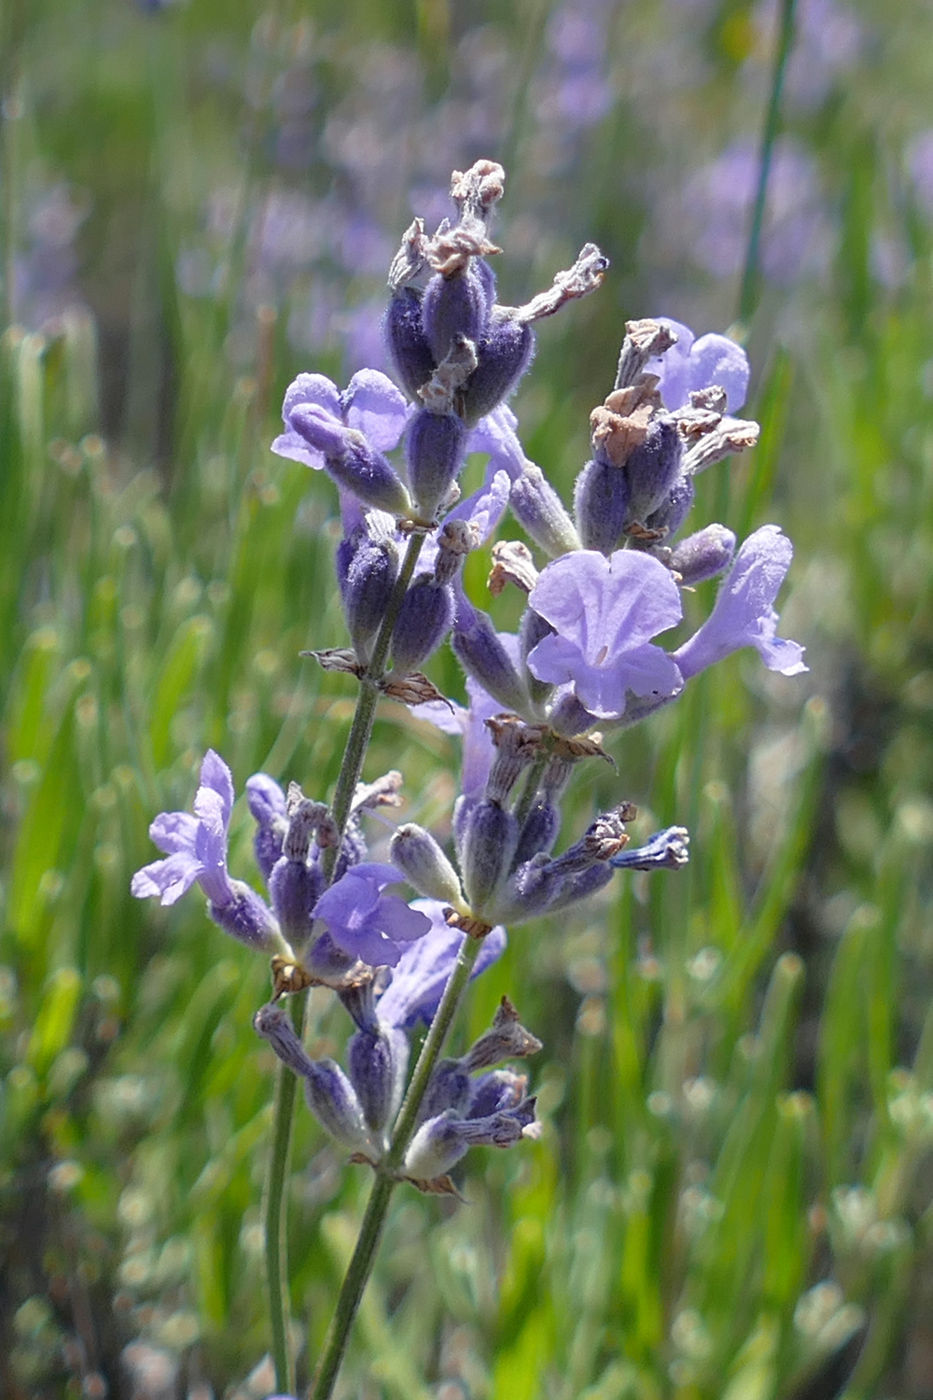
[308,933,483,1400]
[323,531,425,878]
[737,0,798,326]
[265,990,307,1394]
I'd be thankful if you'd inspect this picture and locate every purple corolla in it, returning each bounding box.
[131,750,281,951]
[376,901,507,1030]
[674,525,807,678]
[645,318,750,414]
[526,549,684,719]
[312,863,432,968]
[272,369,410,470]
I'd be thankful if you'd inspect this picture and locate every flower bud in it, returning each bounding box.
[646,473,695,537]
[609,826,690,870]
[493,854,561,923]
[574,458,630,554]
[403,1100,536,1181]
[384,287,436,401]
[459,799,518,917]
[209,881,281,952]
[406,409,468,522]
[246,775,287,881]
[669,524,736,585]
[347,1025,408,1137]
[343,538,399,661]
[422,265,491,362]
[390,824,463,905]
[468,1068,529,1118]
[289,406,411,516]
[624,418,683,525]
[452,597,530,714]
[390,577,454,674]
[513,797,561,866]
[418,1058,473,1123]
[510,465,581,558]
[519,607,556,706]
[268,857,323,953]
[462,313,535,426]
[253,1003,377,1156]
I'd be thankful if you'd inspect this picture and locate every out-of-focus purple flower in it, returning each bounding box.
[526,550,684,719]
[312,863,431,968]
[272,369,410,471]
[674,525,807,679]
[131,751,280,952]
[376,900,507,1030]
[907,130,933,216]
[665,138,832,284]
[646,318,750,413]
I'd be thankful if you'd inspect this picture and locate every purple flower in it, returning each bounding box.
[673,525,807,679]
[312,863,431,968]
[131,751,280,951]
[645,318,750,414]
[464,404,527,481]
[271,369,410,471]
[376,901,507,1030]
[526,550,684,719]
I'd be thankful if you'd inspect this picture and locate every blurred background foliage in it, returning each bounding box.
[2,0,933,1395]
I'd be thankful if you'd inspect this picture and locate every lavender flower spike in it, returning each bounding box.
[131,751,282,952]
[312,863,432,968]
[526,550,684,720]
[673,525,807,680]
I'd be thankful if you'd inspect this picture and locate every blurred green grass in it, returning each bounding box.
[3,0,933,1396]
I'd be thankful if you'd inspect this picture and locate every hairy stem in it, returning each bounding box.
[308,933,483,1400]
[737,0,797,325]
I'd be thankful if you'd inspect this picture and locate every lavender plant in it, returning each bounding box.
[132,159,805,1398]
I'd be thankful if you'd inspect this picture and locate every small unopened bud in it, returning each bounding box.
[407,409,468,522]
[254,1002,377,1156]
[459,799,519,917]
[418,1058,473,1123]
[347,1025,408,1138]
[391,577,454,674]
[343,539,399,660]
[246,775,287,881]
[209,881,281,952]
[452,598,530,714]
[390,824,464,905]
[624,419,683,525]
[462,312,535,426]
[435,518,478,583]
[289,407,412,516]
[403,1100,536,1181]
[511,465,581,558]
[268,857,323,953]
[669,524,736,585]
[468,1067,529,1118]
[574,458,630,554]
[485,716,543,803]
[513,797,561,866]
[609,826,690,870]
[422,264,492,363]
[384,287,436,401]
[645,472,695,538]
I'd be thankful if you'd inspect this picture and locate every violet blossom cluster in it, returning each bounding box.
[133,159,805,1193]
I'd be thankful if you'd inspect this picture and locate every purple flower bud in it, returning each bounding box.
[422,265,491,362]
[390,577,454,674]
[208,881,281,951]
[246,773,288,881]
[546,861,614,912]
[344,539,399,660]
[418,1059,473,1123]
[452,594,530,714]
[646,473,695,538]
[669,524,736,585]
[268,856,324,953]
[624,418,683,525]
[289,406,411,517]
[467,1068,529,1118]
[403,1100,536,1180]
[513,798,561,866]
[459,799,519,917]
[389,824,463,905]
[384,287,436,401]
[462,313,535,426]
[574,458,630,554]
[609,826,690,870]
[406,409,468,522]
[347,1026,408,1137]
[254,1003,377,1156]
[519,607,557,706]
[493,855,562,923]
[510,465,581,558]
